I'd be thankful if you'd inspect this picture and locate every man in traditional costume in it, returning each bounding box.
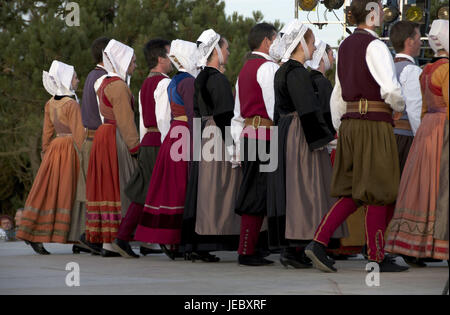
[85,39,139,257]
[17,61,85,255]
[386,19,449,264]
[232,23,280,266]
[389,21,423,174]
[112,39,172,258]
[76,37,110,255]
[305,0,409,272]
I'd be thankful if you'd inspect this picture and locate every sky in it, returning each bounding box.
[223,0,352,47]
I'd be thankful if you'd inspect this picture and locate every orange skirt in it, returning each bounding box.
[17,136,79,243]
[86,124,121,243]
[386,113,449,260]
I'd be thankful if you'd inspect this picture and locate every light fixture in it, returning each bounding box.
[345,6,356,26]
[383,6,399,24]
[437,6,449,20]
[299,0,318,11]
[323,0,345,10]
[403,5,425,24]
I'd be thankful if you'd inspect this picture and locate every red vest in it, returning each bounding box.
[238,58,271,119]
[338,29,384,102]
[139,75,166,146]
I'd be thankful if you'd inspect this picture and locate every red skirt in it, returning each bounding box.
[134,121,189,245]
[86,124,121,243]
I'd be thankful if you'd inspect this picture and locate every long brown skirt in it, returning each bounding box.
[17,136,79,243]
[195,117,242,235]
[285,113,347,240]
[386,113,449,260]
[434,120,449,241]
[331,119,400,206]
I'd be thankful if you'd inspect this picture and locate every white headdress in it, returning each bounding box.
[428,19,449,56]
[269,24,289,62]
[196,29,223,68]
[169,40,200,77]
[305,39,331,71]
[102,39,134,82]
[42,60,75,97]
[278,19,312,61]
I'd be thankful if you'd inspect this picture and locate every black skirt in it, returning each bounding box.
[267,114,292,249]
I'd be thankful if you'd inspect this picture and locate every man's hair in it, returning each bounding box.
[143,39,170,69]
[248,23,277,51]
[91,37,110,64]
[390,21,420,53]
[350,0,379,26]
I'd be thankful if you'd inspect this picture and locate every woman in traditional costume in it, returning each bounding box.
[386,20,449,262]
[181,29,241,262]
[268,20,346,268]
[17,60,85,255]
[134,40,199,258]
[85,39,139,257]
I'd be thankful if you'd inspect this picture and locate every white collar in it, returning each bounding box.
[362,28,379,38]
[395,53,416,64]
[252,51,275,62]
[96,64,107,71]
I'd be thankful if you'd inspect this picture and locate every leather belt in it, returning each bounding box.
[146,126,159,132]
[244,115,274,129]
[394,119,412,131]
[86,129,96,141]
[173,115,188,122]
[346,99,393,115]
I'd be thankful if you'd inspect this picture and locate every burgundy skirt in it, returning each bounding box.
[134,121,189,245]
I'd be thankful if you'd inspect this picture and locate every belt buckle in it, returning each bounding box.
[252,116,261,129]
[359,98,368,115]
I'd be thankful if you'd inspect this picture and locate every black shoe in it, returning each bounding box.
[112,239,139,258]
[79,234,102,255]
[185,251,220,263]
[255,248,271,258]
[72,244,91,254]
[100,248,122,257]
[25,241,51,255]
[370,256,409,272]
[305,241,337,273]
[402,255,427,268]
[140,246,163,256]
[238,254,274,266]
[160,244,183,260]
[279,248,312,269]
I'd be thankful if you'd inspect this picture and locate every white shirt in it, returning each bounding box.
[231,51,280,154]
[138,73,171,143]
[330,28,405,131]
[395,53,423,135]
